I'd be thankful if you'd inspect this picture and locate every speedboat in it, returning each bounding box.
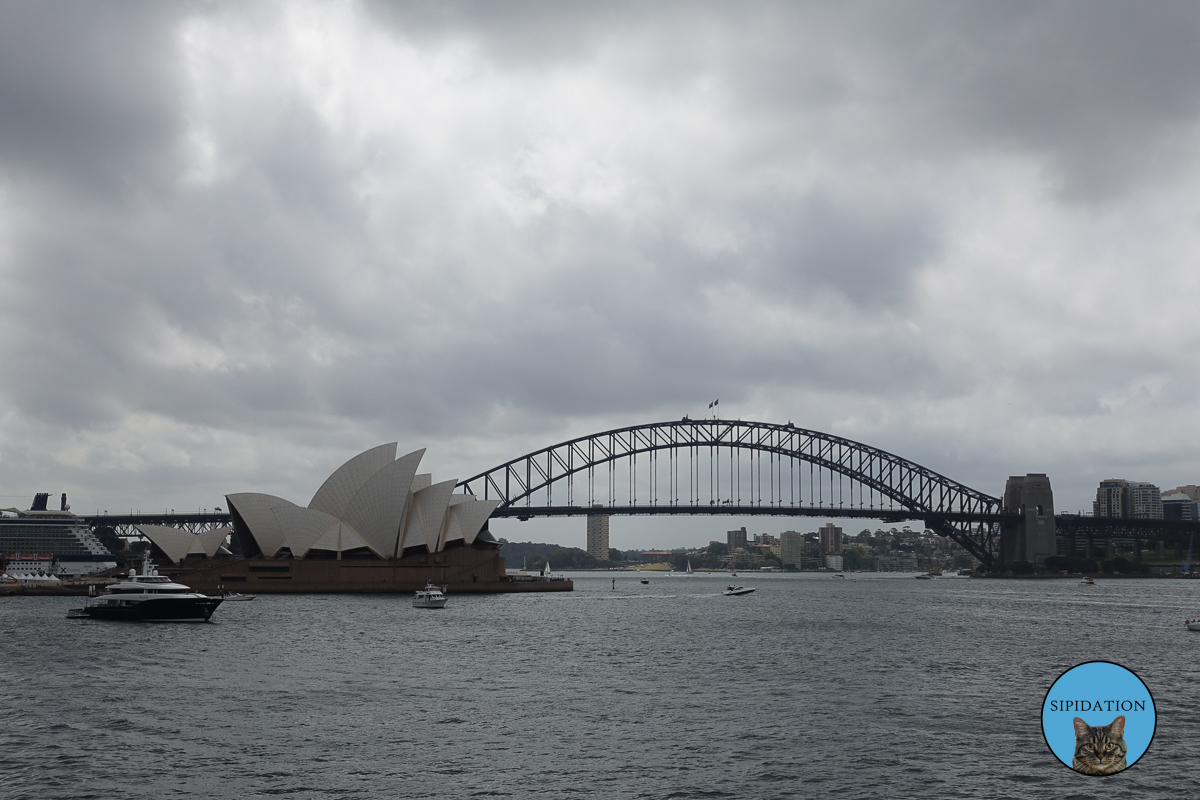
[65,552,221,622]
[413,582,447,609]
[914,573,932,580]
[723,585,756,596]
[1080,577,1095,585]
[640,577,650,585]
[218,588,256,601]
[831,573,845,579]
[1186,619,1200,632]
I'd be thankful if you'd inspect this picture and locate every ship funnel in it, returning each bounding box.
[60,493,70,512]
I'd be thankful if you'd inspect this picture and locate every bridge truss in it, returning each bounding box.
[458,419,1007,564]
[84,512,232,539]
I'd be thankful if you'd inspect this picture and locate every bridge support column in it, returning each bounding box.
[1000,474,1056,566]
[1105,536,1115,560]
[1158,539,1165,559]
[1086,538,1094,560]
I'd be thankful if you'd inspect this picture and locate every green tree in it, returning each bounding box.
[608,548,623,562]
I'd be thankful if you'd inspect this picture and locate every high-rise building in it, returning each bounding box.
[1128,481,1163,519]
[727,526,747,551]
[818,523,843,554]
[1094,479,1128,518]
[779,530,803,567]
[586,506,610,561]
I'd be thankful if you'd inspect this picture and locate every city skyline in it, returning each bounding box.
[3,4,1200,549]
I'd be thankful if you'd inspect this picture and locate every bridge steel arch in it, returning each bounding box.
[458,419,1006,565]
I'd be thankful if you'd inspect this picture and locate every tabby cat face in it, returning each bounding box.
[1071,715,1128,775]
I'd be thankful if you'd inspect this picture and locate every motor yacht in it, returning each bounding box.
[66,553,221,622]
[722,585,756,596]
[1186,619,1200,632]
[413,582,447,609]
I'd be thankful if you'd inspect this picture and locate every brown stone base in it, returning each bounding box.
[166,547,573,594]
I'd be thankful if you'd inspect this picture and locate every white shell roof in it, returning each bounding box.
[227,493,297,557]
[401,479,458,553]
[135,524,232,563]
[270,506,371,558]
[449,498,502,546]
[341,448,425,559]
[227,445,497,560]
[308,442,398,518]
[135,524,196,563]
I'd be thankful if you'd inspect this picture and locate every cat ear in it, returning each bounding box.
[1073,717,1090,738]
[1108,715,1125,737]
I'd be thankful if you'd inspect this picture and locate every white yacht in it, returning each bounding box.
[722,585,756,596]
[66,552,221,622]
[413,582,447,609]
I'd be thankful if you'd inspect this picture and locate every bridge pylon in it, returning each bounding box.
[1000,474,1056,565]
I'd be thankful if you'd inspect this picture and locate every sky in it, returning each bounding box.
[2,1,1200,550]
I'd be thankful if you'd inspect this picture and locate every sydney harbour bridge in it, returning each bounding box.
[83,418,1200,567]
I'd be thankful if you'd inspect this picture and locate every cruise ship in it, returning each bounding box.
[0,493,116,578]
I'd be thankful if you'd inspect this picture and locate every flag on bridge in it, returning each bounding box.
[709,399,719,408]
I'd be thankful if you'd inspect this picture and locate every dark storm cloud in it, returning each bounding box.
[364,1,1200,199]
[0,1,186,192]
[1,1,1200,529]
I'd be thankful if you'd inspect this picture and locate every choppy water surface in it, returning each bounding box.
[3,573,1199,799]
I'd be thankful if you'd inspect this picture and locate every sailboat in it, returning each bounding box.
[686,560,694,576]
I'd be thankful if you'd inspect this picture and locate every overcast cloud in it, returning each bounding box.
[2,1,1199,548]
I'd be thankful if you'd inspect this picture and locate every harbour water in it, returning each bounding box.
[2,573,1199,799]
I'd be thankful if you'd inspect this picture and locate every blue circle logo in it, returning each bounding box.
[1041,661,1155,775]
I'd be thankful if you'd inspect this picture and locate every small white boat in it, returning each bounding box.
[640,577,650,584]
[723,585,756,596]
[914,573,932,580]
[1080,577,1095,585]
[686,560,693,575]
[831,573,845,579]
[1186,619,1200,632]
[413,582,447,609]
[220,590,256,601]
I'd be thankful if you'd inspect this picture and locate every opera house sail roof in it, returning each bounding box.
[223,445,501,560]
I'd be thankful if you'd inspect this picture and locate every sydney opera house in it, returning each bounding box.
[140,444,570,594]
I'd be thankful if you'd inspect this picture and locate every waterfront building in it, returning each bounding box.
[819,523,843,554]
[779,530,803,567]
[225,444,500,560]
[876,552,919,572]
[1162,492,1199,521]
[824,554,843,571]
[640,550,673,564]
[159,444,572,594]
[586,507,610,561]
